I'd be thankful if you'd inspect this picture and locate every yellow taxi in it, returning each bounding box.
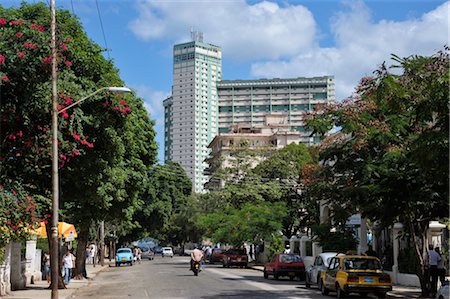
[319,254,392,298]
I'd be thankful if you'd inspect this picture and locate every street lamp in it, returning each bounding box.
[50,86,130,298]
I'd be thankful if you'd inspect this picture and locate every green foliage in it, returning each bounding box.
[266,233,285,259]
[198,201,287,247]
[312,224,358,252]
[306,48,449,294]
[129,162,192,244]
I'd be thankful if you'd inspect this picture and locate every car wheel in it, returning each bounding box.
[130,262,133,266]
[336,284,347,298]
[222,262,226,268]
[321,280,329,295]
[376,292,387,299]
[263,270,268,279]
[274,271,279,280]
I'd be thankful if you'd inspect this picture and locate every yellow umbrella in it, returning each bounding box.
[31,221,77,238]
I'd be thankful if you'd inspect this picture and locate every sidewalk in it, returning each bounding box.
[3,261,110,299]
[248,264,423,298]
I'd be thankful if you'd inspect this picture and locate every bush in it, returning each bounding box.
[312,224,358,252]
[398,247,420,274]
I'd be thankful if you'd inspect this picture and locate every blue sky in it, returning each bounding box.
[1,0,448,162]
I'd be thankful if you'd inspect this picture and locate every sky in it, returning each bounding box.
[1,0,448,163]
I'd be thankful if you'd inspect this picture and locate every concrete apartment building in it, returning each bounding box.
[217,76,335,144]
[163,33,222,193]
[204,115,303,190]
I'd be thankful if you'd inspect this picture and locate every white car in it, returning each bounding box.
[305,252,337,288]
[162,247,174,258]
[436,282,449,299]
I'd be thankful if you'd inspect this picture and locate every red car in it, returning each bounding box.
[222,248,248,268]
[264,254,306,281]
[209,248,225,264]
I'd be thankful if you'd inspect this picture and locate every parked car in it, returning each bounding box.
[263,254,306,281]
[154,247,163,254]
[115,248,133,266]
[209,248,225,264]
[141,247,154,260]
[436,281,449,299]
[222,248,248,268]
[305,252,337,288]
[162,247,174,258]
[319,255,392,298]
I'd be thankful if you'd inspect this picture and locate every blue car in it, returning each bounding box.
[115,248,133,267]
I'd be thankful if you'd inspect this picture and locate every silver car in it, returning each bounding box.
[436,281,449,299]
[305,252,337,288]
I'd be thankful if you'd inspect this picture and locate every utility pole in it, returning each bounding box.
[50,0,59,298]
[99,221,105,266]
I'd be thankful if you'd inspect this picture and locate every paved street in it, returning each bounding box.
[72,256,380,299]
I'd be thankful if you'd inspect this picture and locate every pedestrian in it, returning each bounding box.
[365,247,377,257]
[85,246,90,265]
[63,249,75,285]
[137,247,142,264]
[90,245,96,266]
[435,247,446,285]
[428,245,441,296]
[284,244,291,254]
[43,252,51,283]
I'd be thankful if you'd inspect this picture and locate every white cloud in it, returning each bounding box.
[129,0,317,60]
[251,1,449,100]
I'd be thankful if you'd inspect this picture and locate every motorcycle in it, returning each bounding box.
[192,260,201,276]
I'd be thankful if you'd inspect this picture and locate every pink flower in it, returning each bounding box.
[17,51,26,58]
[23,42,37,49]
[64,97,73,105]
[73,149,79,156]
[15,32,23,38]
[60,154,67,160]
[0,54,5,64]
[81,140,87,145]
[7,134,16,140]
[16,131,23,137]
[72,133,80,140]
[60,42,68,51]
[31,23,45,32]
[10,20,24,26]
[42,56,52,64]
[0,18,6,26]
[87,142,94,148]
[1,75,9,82]
[103,101,110,108]
[119,100,127,106]
[65,60,72,67]
[61,111,69,119]
[57,104,65,111]
[113,106,119,111]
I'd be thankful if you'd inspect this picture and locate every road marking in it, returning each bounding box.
[205,268,278,291]
[144,289,149,297]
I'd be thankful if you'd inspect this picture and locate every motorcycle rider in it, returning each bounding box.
[190,246,204,271]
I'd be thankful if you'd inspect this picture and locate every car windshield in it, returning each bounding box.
[117,249,131,254]
[213,249,223,254]
[343,258,382,270]
[280,254,302,263]
[163,248,171,251]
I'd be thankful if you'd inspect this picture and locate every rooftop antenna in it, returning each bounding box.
[190,28,203,42]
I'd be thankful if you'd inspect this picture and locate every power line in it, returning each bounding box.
[95,0,110,60]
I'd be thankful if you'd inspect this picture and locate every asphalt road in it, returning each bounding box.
[72,256,378,299]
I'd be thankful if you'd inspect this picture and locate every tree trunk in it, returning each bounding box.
[73,225,89,279]
[45,222,66,289]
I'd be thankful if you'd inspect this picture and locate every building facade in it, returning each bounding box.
[164,37,222,192]
[217,76,335,144]
[204,115,303,190]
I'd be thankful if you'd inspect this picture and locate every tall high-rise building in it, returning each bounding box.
[164,34,222,193]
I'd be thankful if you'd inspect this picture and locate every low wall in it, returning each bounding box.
[385,270,420,287]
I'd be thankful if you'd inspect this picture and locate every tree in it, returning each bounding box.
[198,201,287,247]
[252,143,317,237]
[128,162,192,244]
[0,2,158,281]
[307,48,449,296]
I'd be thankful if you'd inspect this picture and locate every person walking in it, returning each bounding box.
[63,249,75,285]
[428,245,441,297]
[435,247,446,285]
[42,252,50,283]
